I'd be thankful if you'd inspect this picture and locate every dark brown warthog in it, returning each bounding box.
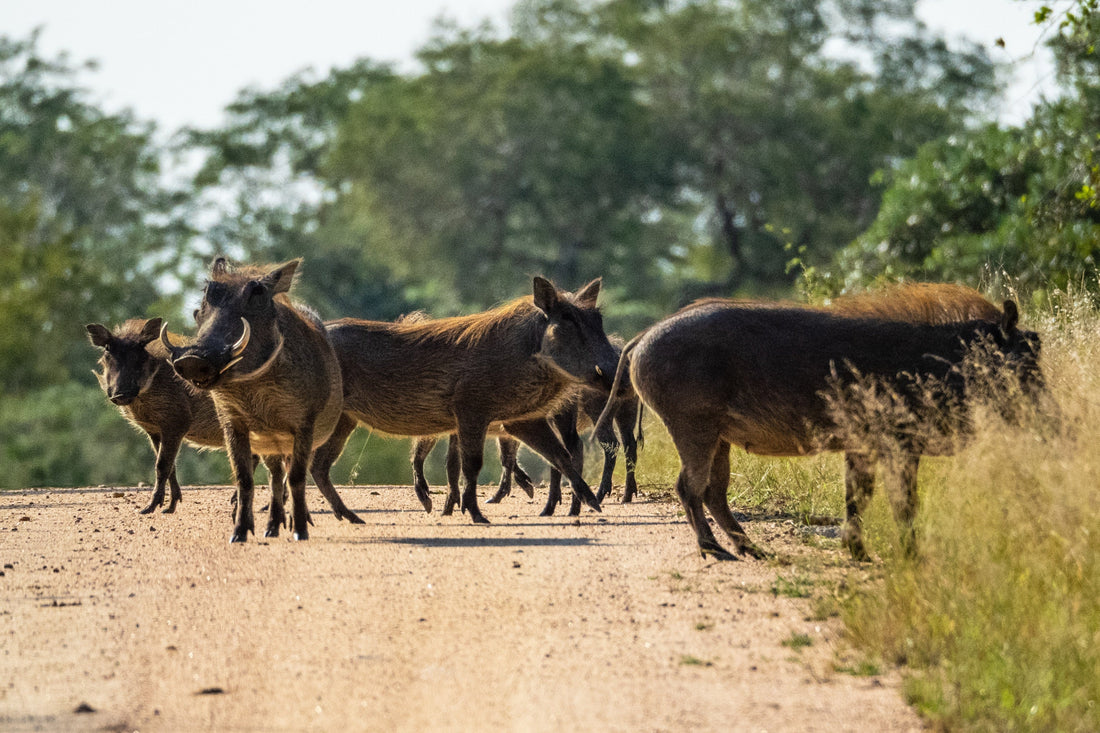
[87,317,360,522]
[161,258,358,542]
[313,277,620,524]
[598,295,1044,561]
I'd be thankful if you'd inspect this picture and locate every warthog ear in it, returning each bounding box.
[138,317,164,346]
[1001,300,1019,333]
[261,260,301,294]
[574,278,602,308]
[86,324,112,348]
[532,276,560,315]
[211,257,230,277]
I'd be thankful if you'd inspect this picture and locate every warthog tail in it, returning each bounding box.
[594,333,642,437]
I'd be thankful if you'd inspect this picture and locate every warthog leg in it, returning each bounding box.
[454,417,490,524]
[618,404,640,504]
[284,421,314,540]
[308,414,366,524]
[262,455,287,538]
[883,453,920,559]
[842,452,876,562]
[503,418,601,516]
[141,431,185,515]
[593,413,619,505]
[703,441,767,559]
[410,437,437,513]
[541,407,587,516]
[667,420,753,561]
[441,437,462,516]
[225,422,256,543]
[487,437,533,503]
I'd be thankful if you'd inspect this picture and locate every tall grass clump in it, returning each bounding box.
[843,290,1100,731]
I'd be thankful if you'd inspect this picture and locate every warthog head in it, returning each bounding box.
[982,300,1048,415]
[86,318,165,406]
[162,258,297,390]
[532,277,618,391]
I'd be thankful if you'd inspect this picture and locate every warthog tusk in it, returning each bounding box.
[230,317,250,357]
[596,365,604,377]
[220,356,245,374]
[159,322,182,353]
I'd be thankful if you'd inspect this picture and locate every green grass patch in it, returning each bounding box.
[679,655,714,667]
[772,574,814,599]
[781,632,813,650]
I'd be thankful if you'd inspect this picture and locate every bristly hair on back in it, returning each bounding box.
[394,296,541,347]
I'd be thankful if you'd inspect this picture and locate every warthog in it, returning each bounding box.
[599,294,1043,561]
[161,258,356,542]
[87,317,361,523]
[312,277,620,524]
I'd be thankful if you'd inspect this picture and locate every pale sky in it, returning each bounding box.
[3,0,1058,133]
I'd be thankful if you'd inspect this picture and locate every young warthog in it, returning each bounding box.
[161,258,356,542]
[313,277,620,524]
[599,296,1044,561]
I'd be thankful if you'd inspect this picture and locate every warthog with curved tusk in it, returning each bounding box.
[161,258,356,543]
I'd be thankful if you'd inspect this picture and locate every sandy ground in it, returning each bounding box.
[0,483,923,732]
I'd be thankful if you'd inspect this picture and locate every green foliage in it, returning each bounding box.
[825,0,1100,295]
[842,291,1100,731]
[0,32,185,394]
[781,632,813,650]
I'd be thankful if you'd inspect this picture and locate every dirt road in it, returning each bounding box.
[0,484,922,731]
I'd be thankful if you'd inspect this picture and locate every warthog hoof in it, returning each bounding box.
[736,541,770,561]
[229,527,250,544]
[292,528,309,541]
[413,489,433,514]
[340,508,366,525]
[699,541,740,562]
[138,495,163,515]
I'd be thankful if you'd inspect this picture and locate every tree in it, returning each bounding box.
[593,0,999,296]
[0,30,183,392]
[826,1,1100,294]
[326,23,680,320]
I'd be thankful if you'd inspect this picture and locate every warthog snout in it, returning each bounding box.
[162,318,250,389]
[171,355,221,389]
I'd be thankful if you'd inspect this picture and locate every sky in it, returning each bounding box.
[3,0,1059,134]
